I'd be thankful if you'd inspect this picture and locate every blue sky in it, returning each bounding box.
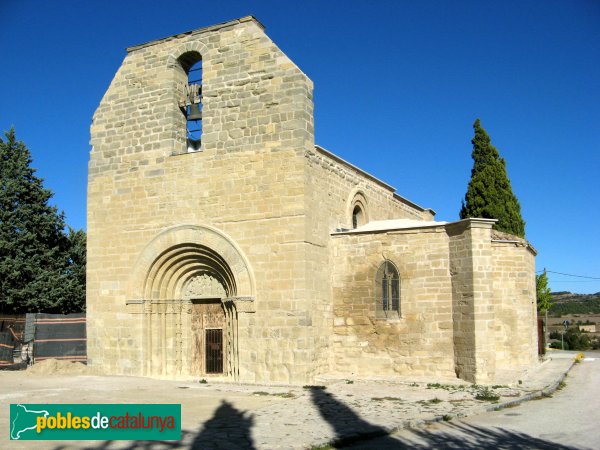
[1,0,599,293]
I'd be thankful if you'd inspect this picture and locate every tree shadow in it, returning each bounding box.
[308,385,398,447]
[343,421,581,449]
[404,421,580,450]
[190,400,255,450]
[308,387,578,450]
[51,400,255,450]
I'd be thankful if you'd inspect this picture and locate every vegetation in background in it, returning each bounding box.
[549,327,598,350]
[0,128,86,313]
[460,119,525,237]
[549,292,600,316]
[536,270,552,313]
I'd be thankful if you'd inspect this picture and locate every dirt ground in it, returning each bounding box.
[0,365,282,449]
[0,355,576,450]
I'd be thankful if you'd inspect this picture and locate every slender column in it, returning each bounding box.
[176,301,182,375]
[143,300,152,376]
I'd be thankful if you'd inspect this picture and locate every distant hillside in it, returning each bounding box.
[549,291,600,316]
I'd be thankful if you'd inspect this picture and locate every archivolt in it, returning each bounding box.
[129,224,255,301]
[347,189,369,227]
[144,243,236,300]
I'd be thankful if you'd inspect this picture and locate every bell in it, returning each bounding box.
[187,103,202,121]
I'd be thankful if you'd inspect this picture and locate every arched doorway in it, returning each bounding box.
[128,225,256,379]
[182,274,228,375]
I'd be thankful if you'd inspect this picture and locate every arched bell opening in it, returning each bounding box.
[176,51,203,152]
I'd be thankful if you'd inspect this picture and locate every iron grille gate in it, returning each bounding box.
[205,328,223,374]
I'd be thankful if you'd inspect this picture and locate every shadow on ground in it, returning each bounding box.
[308,385,397,447]
[309,386,577,450]
[50,387,577,450]
[341,421,580,449]
[52,400,255,450]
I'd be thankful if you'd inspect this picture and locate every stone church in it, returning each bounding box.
[87,16,538,385]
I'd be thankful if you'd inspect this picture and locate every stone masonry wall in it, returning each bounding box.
[468,224,497,383]
[447,222,476,381]
[330,219,537,383]
[447,219,497,383]
[303,147,435,377]
[88,17,318,383]
[329,226,456,379]
[88,16,539,385]
[492,239,538,375]
[305,147,434,234]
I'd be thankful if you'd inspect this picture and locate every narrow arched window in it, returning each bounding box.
[348,192,369,230]
[178,52,203,152]
[352,205,364,229]
[375,261,400,318]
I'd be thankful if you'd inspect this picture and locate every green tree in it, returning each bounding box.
[460,119,526,237]
[0,128,85,313]
[536,269,552,313]
[61,227,87,313]
[563,327,590,351]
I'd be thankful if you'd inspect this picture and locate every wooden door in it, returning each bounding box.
[191,300,225,374]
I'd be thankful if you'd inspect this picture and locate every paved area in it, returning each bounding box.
[0,351,577,449]
[345,351,600,449]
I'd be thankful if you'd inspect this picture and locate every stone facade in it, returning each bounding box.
[87,16,538,385]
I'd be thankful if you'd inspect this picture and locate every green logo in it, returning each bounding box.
[10,404,181,440]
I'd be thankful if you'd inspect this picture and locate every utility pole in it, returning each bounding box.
[544,267,549,349]
[562,320,570,350]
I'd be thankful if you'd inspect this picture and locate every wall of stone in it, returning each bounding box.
[305,147,433,235]
[447,219,498,383]
[329,226,456,378]
[447,220,538,383]
[88,17,319,383]
[88,15,539,385]
[447,221,476,381]
[467,224,497,383]
[492,239,538,374]
[302,146,436,378]
[329,219,537,383]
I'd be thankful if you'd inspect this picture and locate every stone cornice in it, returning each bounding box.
[127,16,264,53]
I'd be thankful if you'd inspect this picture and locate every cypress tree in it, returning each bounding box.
[460,119,526,237]
[0,128,85,313]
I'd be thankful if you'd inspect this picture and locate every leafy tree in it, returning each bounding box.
[550,327,592,351]
[460,119,526,237]
[563,327,590,351]
[0,128,85,313]
[536,269,552,313]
